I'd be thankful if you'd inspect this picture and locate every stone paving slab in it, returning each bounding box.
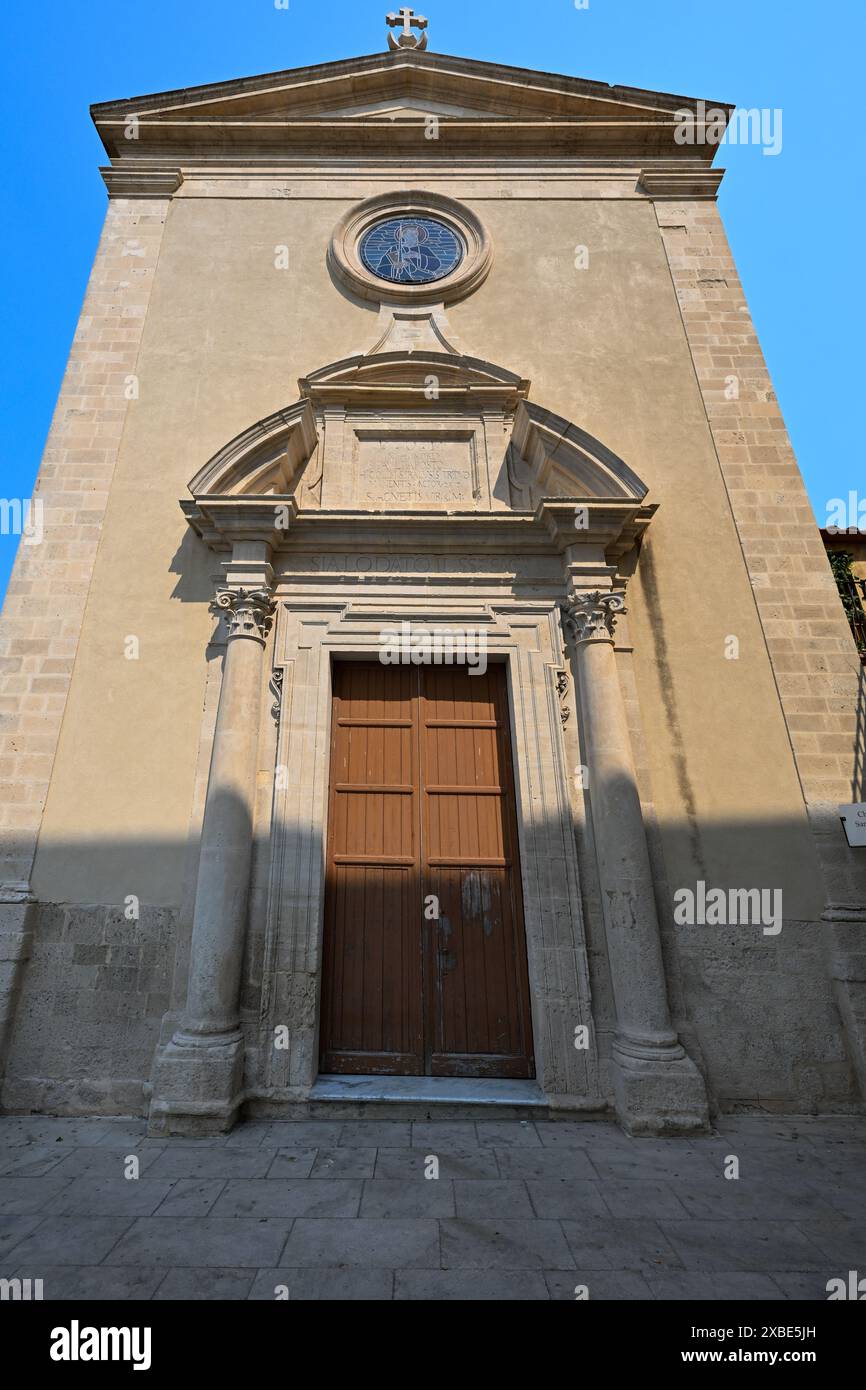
[248,1268,395,1300]
[451,1179,535,1219]
[359,1178,455,1218]
[5,1264,167,1300]
[795,1221,866,1265]
[143,1147,273,1180]
[475,1120,543,1147]
[0,1176,73,1215]
[0,1145,80,1178]
[154,1269,255,1300]
[43,1177,175,1217]
[338,1121,411,1148]
[544,1269,653,1300]
[440,1217,575,1269]
[494,1146,599,1180]
[7,1214,135,1265]
[150,1179,227,1218]
[104,1217,293,1268]
[658,1220,829,1272]
[576,1179,688,1220]
[561,1216,684,1270]
[0,1213,46,1259]
[279,1217,439,1268]
[640,1271,784,1301]
[523,1179,610,1219]
[673,1179,840,1221]
[211,1179,362,1219]
[306,1147,376,1179]
[396,1270,550,1300]
[0,1113,864,1300]
[373,1146,501,1180]
[410,1122,481,1149]
[254,1122,345,1149]
[0,1119,116,1148]
[49,1147,166,1179]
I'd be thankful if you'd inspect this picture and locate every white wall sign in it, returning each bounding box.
[839,804,866,847]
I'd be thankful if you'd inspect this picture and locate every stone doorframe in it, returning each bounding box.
[147,346,712,1135]
[148,525,713,1136]
[258,596,598,1112]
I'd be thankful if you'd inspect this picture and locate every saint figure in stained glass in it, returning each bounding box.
[359,217,463,285]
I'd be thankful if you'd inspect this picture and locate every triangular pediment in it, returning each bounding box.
[310,99,510,121]
[92,49,731,162]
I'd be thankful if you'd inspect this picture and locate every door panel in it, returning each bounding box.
[319,663,423,1074]
[319,661,534,1079]
[421,667,534,1078]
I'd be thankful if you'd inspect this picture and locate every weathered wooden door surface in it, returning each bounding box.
[319,661,534,1078]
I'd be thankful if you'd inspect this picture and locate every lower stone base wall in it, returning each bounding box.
[0,903,177,1116]
[1,903,862,1119]
[677,919,861,1113]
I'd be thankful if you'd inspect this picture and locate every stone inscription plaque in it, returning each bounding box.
[355,435,477,507]
[279,552,561,580]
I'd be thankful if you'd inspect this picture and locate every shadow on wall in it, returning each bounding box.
[0,799,862,1117]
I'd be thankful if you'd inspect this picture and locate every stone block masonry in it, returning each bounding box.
[656,202,863,849]
[656,200,866,1091]
[0,197,170,892]
[1,904,176,1115]
[0,195,170,1090]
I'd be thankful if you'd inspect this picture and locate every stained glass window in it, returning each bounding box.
[359,217,463,285]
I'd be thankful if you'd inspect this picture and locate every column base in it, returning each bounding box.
[147,1031,245,1137]
[611,1042,710,1136]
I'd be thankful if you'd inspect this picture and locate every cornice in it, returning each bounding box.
[182,496,299,551]
[96,160,725,200]
[91,49,733,123]
[91,50,731,167]
[94,118,725,162]
[181,497,654,563]
[303,382,526,411]
[99,167,183,198]
[637,169,725,199]
[537,499,656,559]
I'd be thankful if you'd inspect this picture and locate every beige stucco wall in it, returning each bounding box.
[31,187,821,923]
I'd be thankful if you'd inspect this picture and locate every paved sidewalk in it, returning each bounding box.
[0,1113,863,1300]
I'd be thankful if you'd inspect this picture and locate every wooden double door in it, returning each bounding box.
[319,661,535,1078]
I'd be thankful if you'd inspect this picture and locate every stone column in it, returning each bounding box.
[149,579,275,1136]
[563,589,709,1134]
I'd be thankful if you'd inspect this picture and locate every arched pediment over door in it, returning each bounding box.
[181,350,654,562]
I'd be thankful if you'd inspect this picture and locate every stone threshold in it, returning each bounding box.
[311,1075,548,1106]
[245,1076,611,1123]
[304,1074,552,1120]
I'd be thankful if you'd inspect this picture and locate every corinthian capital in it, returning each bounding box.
[561,590,627,644]
[211,587,276,644]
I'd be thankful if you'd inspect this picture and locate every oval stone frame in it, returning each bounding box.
[328,191,493,305]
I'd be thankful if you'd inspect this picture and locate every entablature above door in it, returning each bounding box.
[181,348,653,563]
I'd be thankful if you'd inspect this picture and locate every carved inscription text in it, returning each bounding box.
[356,435,476,506]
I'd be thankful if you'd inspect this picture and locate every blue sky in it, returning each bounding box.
[0,0,862,602]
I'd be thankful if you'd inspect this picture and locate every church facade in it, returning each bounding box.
[1,25,864,1136]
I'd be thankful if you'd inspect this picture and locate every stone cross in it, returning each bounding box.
[387,7,428,50]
